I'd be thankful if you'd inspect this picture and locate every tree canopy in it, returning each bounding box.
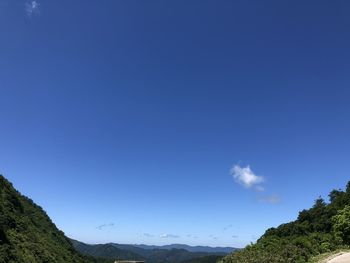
[220,182,350,263]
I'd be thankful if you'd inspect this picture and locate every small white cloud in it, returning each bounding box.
[232,235,238,239]
[230,165,264,189]
[143,233,154,238]
[160,234,179,238]
[258,195,281,204]
[26,0,40,16]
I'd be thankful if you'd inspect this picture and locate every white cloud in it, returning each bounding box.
[143,233,154,238]
[26,0,40,16]
[258,195,281,204]
[160,234,179,238]
[230,165,264,189]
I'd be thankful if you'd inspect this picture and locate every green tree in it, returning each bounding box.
[332,205,350,244]
[221,181,350,263]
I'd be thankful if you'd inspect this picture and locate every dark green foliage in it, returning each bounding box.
[181,255,223,263]
[332,205,350,244]
[146,248,212,263]
[0,175,95,263]
[220,181,350,263]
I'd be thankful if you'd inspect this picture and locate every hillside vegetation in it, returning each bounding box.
[220,181,350,263]
[0,175,109,263]
[181,255,223,263]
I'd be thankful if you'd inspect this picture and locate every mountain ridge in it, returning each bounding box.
[72,239,232,263]
[131,244,236,254]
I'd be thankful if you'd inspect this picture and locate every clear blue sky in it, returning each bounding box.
[1,0,350,248]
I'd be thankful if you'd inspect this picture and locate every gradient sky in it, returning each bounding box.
[1,0,350,248]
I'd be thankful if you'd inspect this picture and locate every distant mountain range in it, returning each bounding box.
[70,239,143,261]
[71,239,238,263]
[132,244,235,254]
[0,174,237,263]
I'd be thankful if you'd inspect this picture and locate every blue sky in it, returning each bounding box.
[1,0,350,248]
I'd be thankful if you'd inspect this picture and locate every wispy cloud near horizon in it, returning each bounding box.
[96,223,115,230]
[160,234,179,238]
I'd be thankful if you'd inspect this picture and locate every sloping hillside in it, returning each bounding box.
[0,175,94,263]
[181,255,224,263]
[220,181,350,263]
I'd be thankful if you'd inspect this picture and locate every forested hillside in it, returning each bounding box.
[220,181,350,263]
[0,175,105,263]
